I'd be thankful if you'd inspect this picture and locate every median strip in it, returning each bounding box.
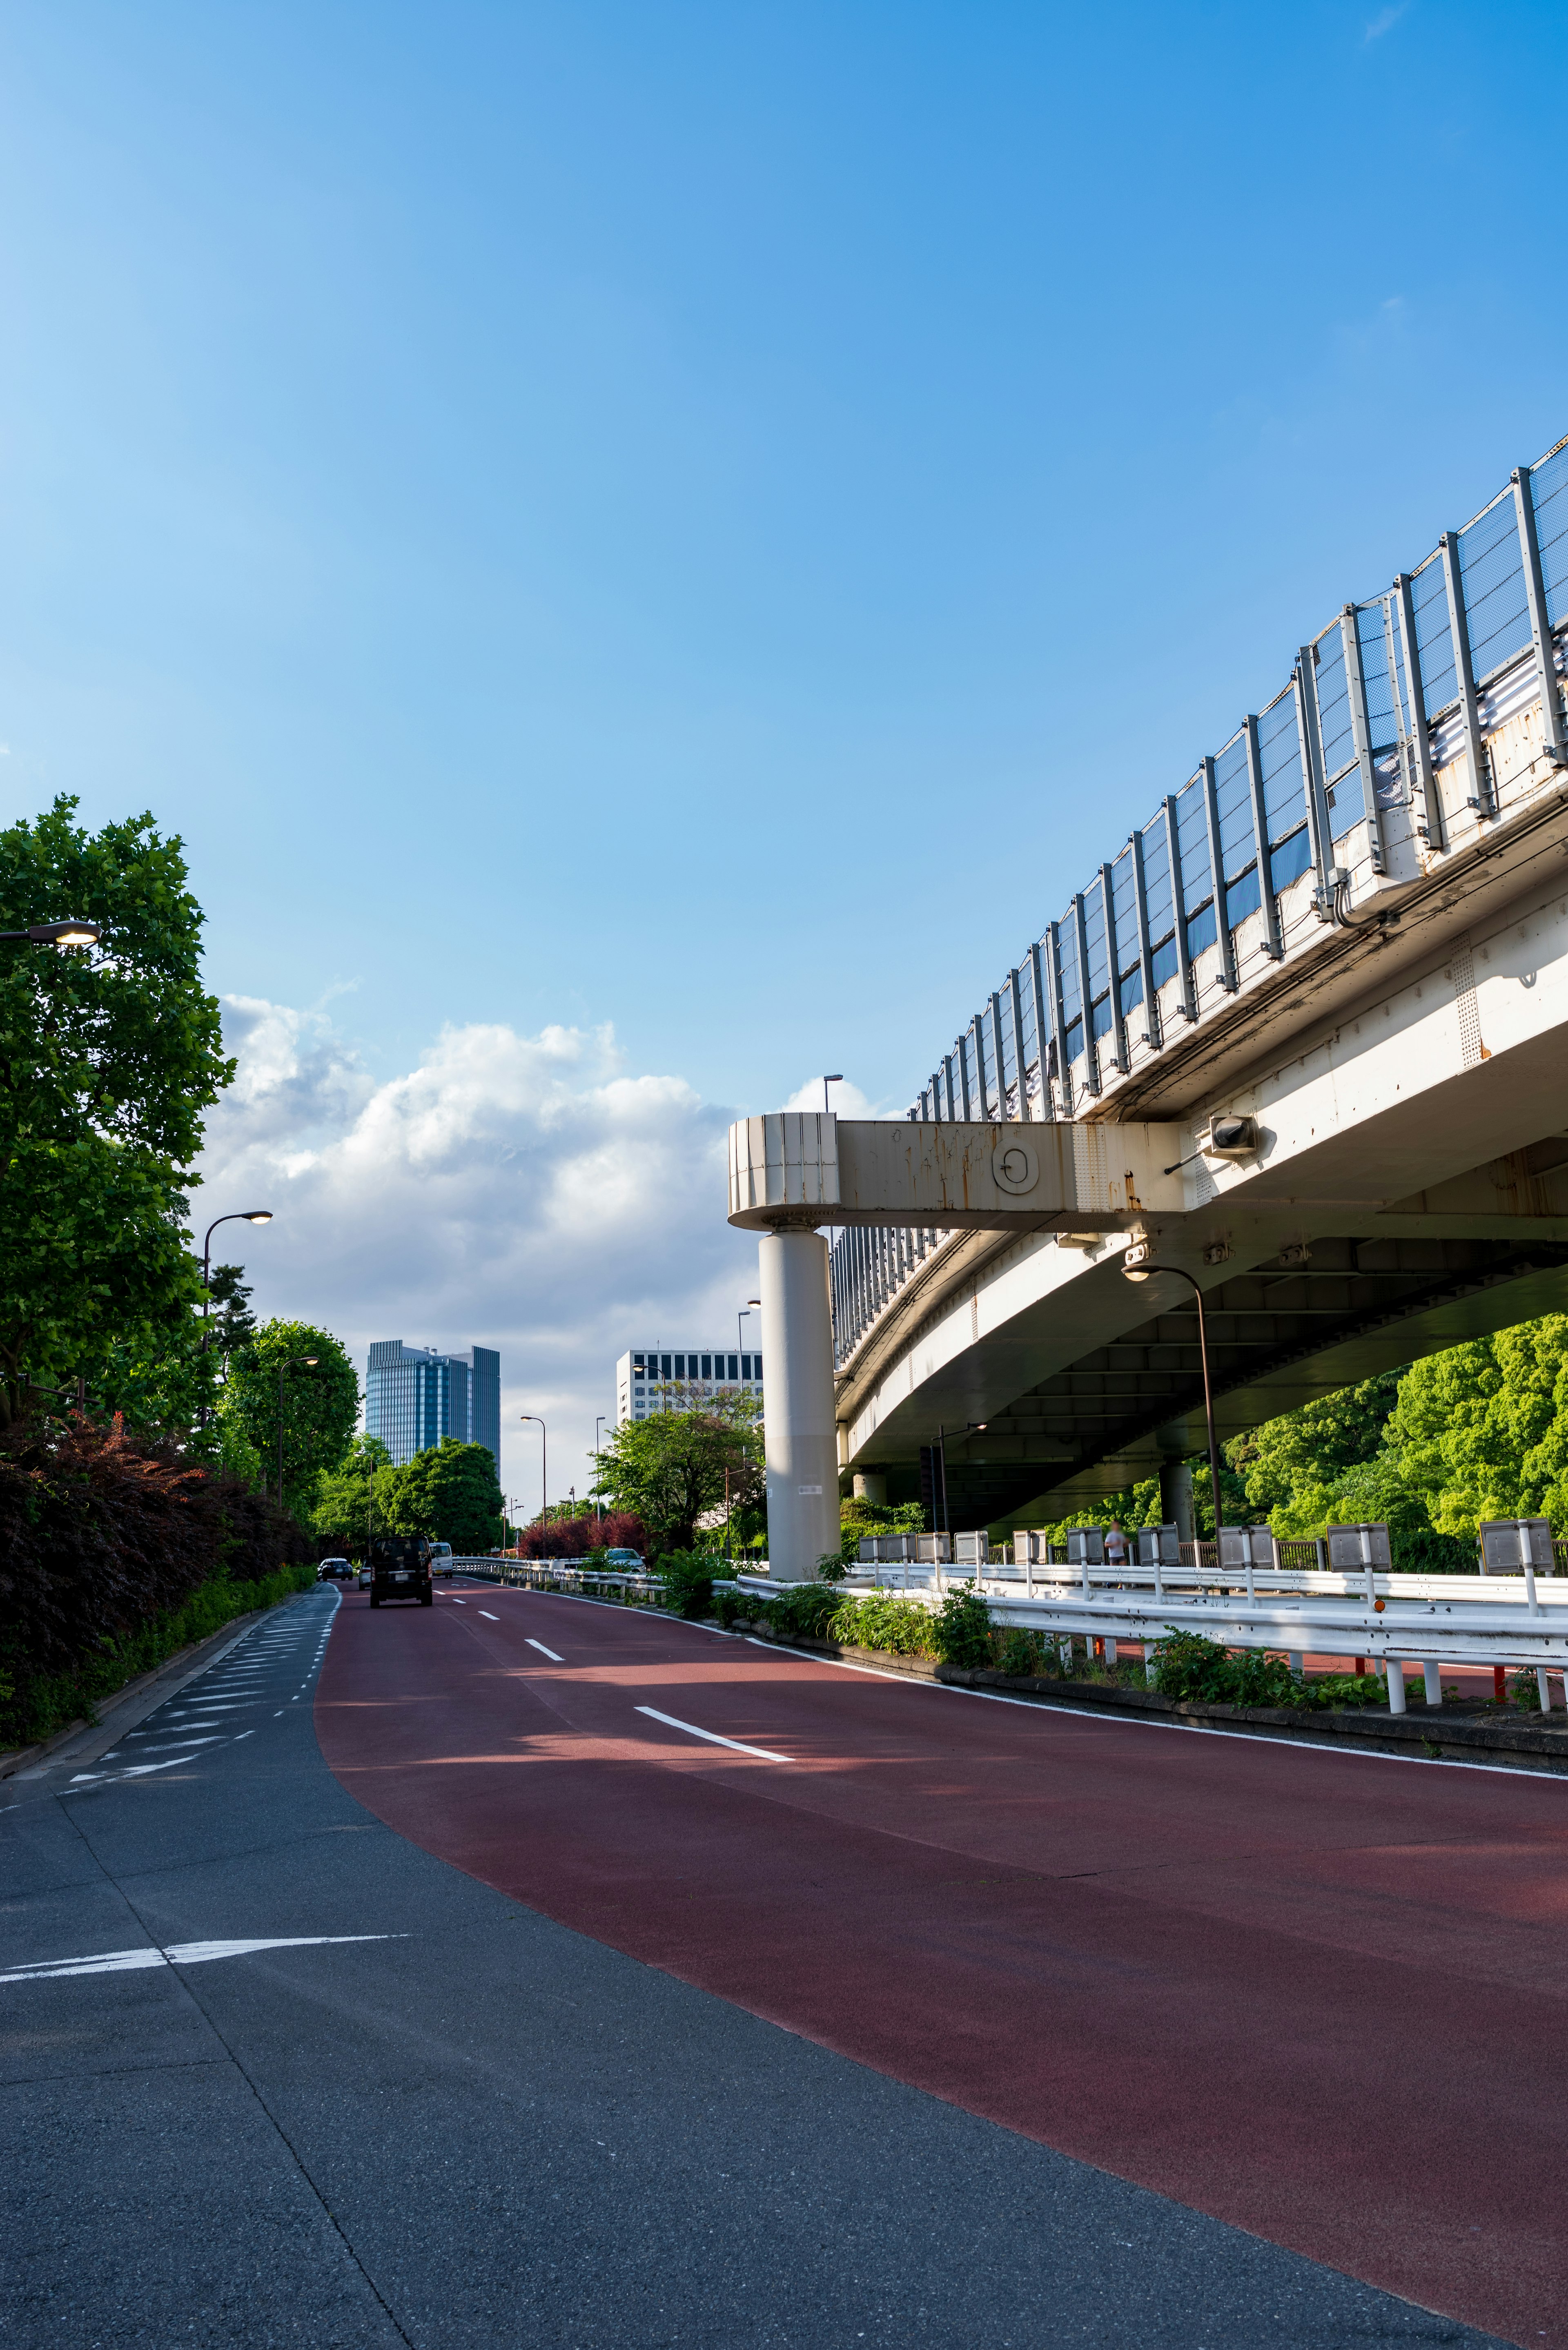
[634,1705,793,1763]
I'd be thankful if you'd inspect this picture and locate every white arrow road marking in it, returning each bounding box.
[479,1611,500,1621]
[0,1933,406,1984]
[634,1706,793,1764]
[525,1638,563,1662]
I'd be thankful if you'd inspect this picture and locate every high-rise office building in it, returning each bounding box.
[614,1346,764,1428]
[365,1342,501,1469]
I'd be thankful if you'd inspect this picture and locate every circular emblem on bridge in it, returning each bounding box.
[991,1138,1039,1196]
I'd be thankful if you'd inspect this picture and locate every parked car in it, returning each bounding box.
[317,1558,354,1582]
[603,1548,644,1570]
[430,1541,454,1579]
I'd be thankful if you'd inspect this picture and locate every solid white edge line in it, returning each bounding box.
[525,1638,564,1662]
[634,1704,792,1764]
[740,1638,1568,1785]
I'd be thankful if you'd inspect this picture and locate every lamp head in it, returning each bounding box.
[1123,1236,1156,1283]
[245,1210,273,1225]
[28,919,100,949]
[303,1356,318,1366]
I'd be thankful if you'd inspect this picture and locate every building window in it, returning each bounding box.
[701,1354,712,1378]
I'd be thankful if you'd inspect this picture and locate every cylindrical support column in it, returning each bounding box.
[1159,1459,1194,1542]
[1143,1641,1156,1686]
[1288,1650,1305,1679]
[1387,1660,1406,1715]
[853,1472,886,1504]
[1423,1661,1442,1708]
[1537,1666,1553,1713]
[758,1230,841,1583]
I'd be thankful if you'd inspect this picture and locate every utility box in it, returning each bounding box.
[1014,1530,1051,1565]
[954,1530,989,1567]
[1479,1518,1554,1574]
[1066,1527,1105,1565]
[915,1532,952,1565]
[1325,1522,1392,1571]
[1136,1523,1182,1567]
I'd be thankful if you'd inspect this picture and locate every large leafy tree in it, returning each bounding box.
[378,1438,504,1553]
[225,1319,360,1519]
[1383,1317,1568,1533]
[1226,1370,1405,1527]
[310,1434,394,1554]
[594,1391,763,1556]
[0,797,233,1428]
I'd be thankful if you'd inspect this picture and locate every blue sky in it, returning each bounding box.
[2,0,1563,1499]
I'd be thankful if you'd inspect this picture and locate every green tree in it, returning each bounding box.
[595,1392,764,1555]
[0,797,233,1428]
[1225,1370,1405,1520]
[310,1434,394,1551]
[1383,1317,1568,1534]
[378,1438,503,1553]
[225,1319,359,1518]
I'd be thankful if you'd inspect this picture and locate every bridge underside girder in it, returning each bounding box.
[865,1233,1568,1531]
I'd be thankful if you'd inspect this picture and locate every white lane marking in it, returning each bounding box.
[633,1706,793,1764]
[0,1933,407,1984]
[525,1638,563,1662]
[274,1710,284,1717]
[234,1730,255,1741]
[479,1611,500,1621]
[450,1599,467,1605]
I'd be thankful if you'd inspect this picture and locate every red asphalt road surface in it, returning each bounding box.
[316,1586,1568,2348]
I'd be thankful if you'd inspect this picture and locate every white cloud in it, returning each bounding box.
[1364,2,1409,39]
[197,998,764,1515]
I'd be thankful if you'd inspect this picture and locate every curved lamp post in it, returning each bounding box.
[1121,1253,1224,1544]
[521,1414,547,1549]
[277,1354,318,1503]
[198,1211,272,1426]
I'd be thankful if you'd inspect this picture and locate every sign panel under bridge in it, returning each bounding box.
[727,1113,1186,1233]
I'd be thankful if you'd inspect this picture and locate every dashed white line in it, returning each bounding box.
[633,1706,793,1764]
[525,1638,563,1662]
[479,1611,500,1622]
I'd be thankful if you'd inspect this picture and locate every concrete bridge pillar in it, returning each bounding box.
[758,1230,840,1581]
[1160,1460,1194,1542]
[853,1472,886,1504]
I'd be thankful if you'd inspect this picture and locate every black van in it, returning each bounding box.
[369,1535,434,1608]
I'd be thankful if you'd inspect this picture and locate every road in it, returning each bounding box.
[0,1579,1547,2347]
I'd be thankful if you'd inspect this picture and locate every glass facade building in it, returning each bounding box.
[615,1348,764,1427]
[830,431,1568,1368]
[365,1341,501,1469]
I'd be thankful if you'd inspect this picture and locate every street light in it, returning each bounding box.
[1122,1250,1224,1545]
[0,919,101,950]
[738,1298,760,1364]
[198,1211,273,1427]
[521,1414,547,1549]
[277,1354,318,1505]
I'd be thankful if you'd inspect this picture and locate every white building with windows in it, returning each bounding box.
[615,1346,764,1427]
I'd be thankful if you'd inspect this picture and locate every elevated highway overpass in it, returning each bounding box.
[729,431,1568,1575]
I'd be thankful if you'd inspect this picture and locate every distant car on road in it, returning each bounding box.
[369,1534,434,1608]
[430,1542,454,1579]
[317,1558,354,1582]
[357,1561,372,1589]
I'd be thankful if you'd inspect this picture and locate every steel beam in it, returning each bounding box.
[1390,576,1443,849]
[1199,757,1238,991]
[1340,605,1387,876]
[1241,716,1283,960]
[1162,795,1197,1023]
[1294,644,1337,914]
[1098,863,1129,1072]
[1007,968,1032,1121]
[1438,530,1493,816]
[1512,464,1567,763]
[1129,829,1162,1048]
[1071,893,1100,1096]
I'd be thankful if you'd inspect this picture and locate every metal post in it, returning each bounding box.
[1294,644,1337,913]
[1046,925,1074,1116]
[1071,892,1100,1095]
[989,990,1009,1120]
[1240,717,1283,961]
[969,1019,989,1119]
[1162,796,1197,1023]
[1438,531,1492,816]
[1512,465,1567,763]
[1390,578,1444,849]
[1098,863,1129,1073]
[1129,828,1162,1050]
[956,1038,973,1120]
[1026,941,1054,1121]
[1198,758,1237,993]
[1341,605,1388,876]
[1007,967,1032,1122]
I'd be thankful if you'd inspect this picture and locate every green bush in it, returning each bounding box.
[998,1628,1049,1677]
[933,1581,992,1668]
[1149,1631,1419,1712]
[655,1550,716,1621]
[831,1592,939,1657]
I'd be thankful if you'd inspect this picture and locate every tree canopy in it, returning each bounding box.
[225,1319,360,1520]
[0,797,232,1429]
[594,1393,763,1555]
[377,1438,504,1553]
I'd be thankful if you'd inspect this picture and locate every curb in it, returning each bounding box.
[0,1588,316,1784]
[762,1633,1568,1774]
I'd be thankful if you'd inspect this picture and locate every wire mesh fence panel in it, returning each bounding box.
[1175,774,1212,914]
[1356,601,1400,745]
[1314,627,1354,783]
[1140,818,1174,943]
[1410,549,1457,712]
[1257,684,1308,842]
[1214,729,1257,880]
[1111,847,1138,978]
[1533,441,1568,628]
